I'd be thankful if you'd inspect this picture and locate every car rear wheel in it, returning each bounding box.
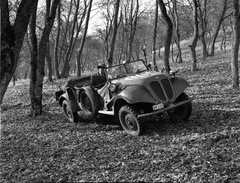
[80,90,99,120]
[119,105,142,136]
[168,92,192,122]
[62,100,78,123]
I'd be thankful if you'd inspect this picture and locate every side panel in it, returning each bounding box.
[114,86,156,104]
[170,77,189,98]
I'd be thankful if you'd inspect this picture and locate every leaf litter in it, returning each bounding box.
[1,53,240,182]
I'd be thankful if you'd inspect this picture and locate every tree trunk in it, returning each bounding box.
[220,24,227,54]
[54,0,61,79]
[198,0,208,59]
[152,0,158,71]
[46,43,53,81]
[188,0,199,71]
[60,0,73,78]
[0,0,38,105]
[209,0,228,56]
[63,0,80,75]
[128,0,139,62]
[29,0,59,116]
[24,65,29,79]
[12,74,16,86]
[69,2,87,69]
[231,0,240,90]
[173,0,183,63]
[159,0,173,74]
[76,0,93,76]
[200,34,208,59]
[108,0,121,67]
[29,0,40,115]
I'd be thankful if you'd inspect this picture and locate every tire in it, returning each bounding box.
[168,92,192,122]
[80,89,99,120]
[62,100,78,123]
[119,105,142,136]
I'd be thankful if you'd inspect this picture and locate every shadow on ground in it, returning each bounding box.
[2,99,239,137]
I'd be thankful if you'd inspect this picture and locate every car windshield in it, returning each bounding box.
[108,60,147,80]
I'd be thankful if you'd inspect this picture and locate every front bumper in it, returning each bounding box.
[138,98,194,118]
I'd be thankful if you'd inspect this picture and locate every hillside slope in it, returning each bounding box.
[1,38,240,182]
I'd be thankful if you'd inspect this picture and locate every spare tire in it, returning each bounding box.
[79,87,100,120]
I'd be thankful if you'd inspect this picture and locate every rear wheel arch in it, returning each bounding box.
[59,95,68,106]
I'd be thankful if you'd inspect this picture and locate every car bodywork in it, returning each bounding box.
[56,59,193,136]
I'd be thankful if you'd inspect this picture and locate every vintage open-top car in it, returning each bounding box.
[55,59,193,136]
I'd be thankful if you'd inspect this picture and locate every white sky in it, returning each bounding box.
[37,0,154,35]
[88,0,154,35]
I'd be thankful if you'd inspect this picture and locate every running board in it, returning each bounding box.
[98,110,114,116]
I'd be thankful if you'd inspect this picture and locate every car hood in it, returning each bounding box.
[111,71,168,86]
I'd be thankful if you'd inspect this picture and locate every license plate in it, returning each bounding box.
[152,103,164,111]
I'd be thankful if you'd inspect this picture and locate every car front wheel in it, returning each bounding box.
[119,105,142,136]
[62,100,78,123]
[168,92,192,122]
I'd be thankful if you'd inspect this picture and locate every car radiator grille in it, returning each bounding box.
[150,78,173,101]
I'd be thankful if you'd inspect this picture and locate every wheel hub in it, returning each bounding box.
[84,98,92,112]
[125,114,135,130]
[66,106,72,118]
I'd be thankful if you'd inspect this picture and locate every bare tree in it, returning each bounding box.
[209,0,230,56]
[76,0,93,76]
[173,0,183,63]
[188,0,199,71]
[96,0,114,61]
[46,42,53,81]
[108,0,121,67]
[158,0,173,74]
[59,0,73,77]
[29,0,59,116]
[197,0,209,59]
[152,0,159,71]
[59,0,88,77]
[1,0,38,105]
[54,0,61,79]
[220,20,230,54]
[123,0,140,62]
[231,0,240,90]
[62,0,80,77]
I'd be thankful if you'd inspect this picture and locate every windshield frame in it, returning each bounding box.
[106,59,148,80]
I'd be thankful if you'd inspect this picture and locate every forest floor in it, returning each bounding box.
[1,48,240,182]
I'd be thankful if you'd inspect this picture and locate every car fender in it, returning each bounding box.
[114,86,156,104]
[170,77,189,98]
[59,88,80,112]
[59,93,68,106]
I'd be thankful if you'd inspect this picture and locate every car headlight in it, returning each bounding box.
[109,83,117,92]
